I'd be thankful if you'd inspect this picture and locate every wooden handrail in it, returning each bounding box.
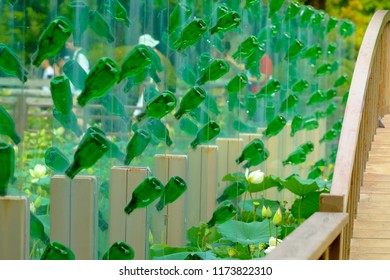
[328,10,390,258]
[264,212,348,260]
[266,10,390,260]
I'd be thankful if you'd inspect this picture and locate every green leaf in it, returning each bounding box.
[217,220,277,245]
[278,175,320,196]
[291,192,320,219]
[248,175,282,193]
[222,172,245,182]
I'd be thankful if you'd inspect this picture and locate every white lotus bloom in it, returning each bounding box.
[29,164,47,183]
[245,169,265,184]
[269,236,283,247]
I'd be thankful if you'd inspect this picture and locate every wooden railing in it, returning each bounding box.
[266,10,390,260]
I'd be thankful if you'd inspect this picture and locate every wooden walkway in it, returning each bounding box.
[350,114,390,259]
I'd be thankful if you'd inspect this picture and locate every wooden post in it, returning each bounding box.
[187,145,218,228]
[216,138,243,191]
[0,196,30,260]
[50,175,98,260]
[109,167,150,260]
[153,154,187,247]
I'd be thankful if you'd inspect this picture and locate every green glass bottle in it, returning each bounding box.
[290,114,303,137]
[53,108,82,137]
[307,166,322,179]
[315,110,326,120]
[65,128,109,179]
[244,149,269,169]
[68,1,89,46]
[156,176,187,211]
[207,201,237,227]
[88,10,115,43]
[197,52,213,73]
[332,119,343,132]
[325,88,337,100]
[196,59,230,86]
[314,63,332,76]
[226,73,248,93]
[0,105,21,144]
[262,115,287,138]
[41,241,75,260]
[106,0,130,27]
[311,10,325,27]
[0,44,28,83]
[124,129,151,165]
[282,149,306,166]
[326,16,338,33]
[227,93,238,111]
[204,94,220,116]
[284,1,301,21]
[292,79,309,93]
[216,181,248,203]
[244,0,259,9]
[236,138,264,165]
[285,39,304,60]
[190,121,220,149]
[334,74,348,88]
[124,176,164,214]
[232,36,259,60]
[167,3,192,35]
[45,147,70,173]
[339,19,355,38]
[303,117,319,130]
[50,76,73,115]
[314,158,328,168]
[119,45,161,82]
[245,94,257,120]
[301,44,322,59]
[185,253,203,260]
[269,0,285,18]
[77,57,120,107]
[136,90,177,122]
[63,59,87,90]
[342,91,349,106]
[98,93,130,123]
[307,90,326,105]
[173,18,208,52]
[256,79,281,97]
[0,143,14,196]
[326,102,337,116]
[86,126,124,161]
[299,5,315,27]
[320,128,339,143]
[102,241,135,260]
[145,118,173,146]
[299,141,315,154]
[32,17,72,67]
[279,94,299,113]
[210,11,241,34]
[330,61,339,74]
[327,42,337,56]
[245,45,265,76]
[179,117,198,136]
[174,87,206,120]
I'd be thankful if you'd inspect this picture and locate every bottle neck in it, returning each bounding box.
[65,161,82,179]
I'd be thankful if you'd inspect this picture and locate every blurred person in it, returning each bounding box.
[40,58,54,91]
